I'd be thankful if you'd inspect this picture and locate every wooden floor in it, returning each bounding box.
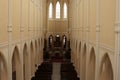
[31,61,80,80]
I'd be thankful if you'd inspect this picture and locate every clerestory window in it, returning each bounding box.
[49,3,53,18]
[63,3,67,18]
[56,1,60,19]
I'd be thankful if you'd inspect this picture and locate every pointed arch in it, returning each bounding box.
[75,41,81,76]
[49,2,53,18]
[82,44,87,80]
[38,38,40,47]
[23,43,29,80]
[76,40,77,49]
[75,40,78,72]
[35,40,38,67]
[56,1,60,18]
[78,42,81,76]
[99,53,113,80]
[63,2,67,18]
[0,52,8,80]
[38,38,41,64]
[30,42,35,76]
[88,47,96,80]
[12,46,21,80]
[79,42,81,53]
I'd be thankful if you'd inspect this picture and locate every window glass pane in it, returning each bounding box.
[56,1,60,18]
[64,3,67,18]
[49,3,53,18]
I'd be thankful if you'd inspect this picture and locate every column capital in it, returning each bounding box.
[20,26,24,32]
[8,25,12,32]
[96,24,100,32]
[86,27,90,32]
[28,27,32,31]
[115,23,120,33]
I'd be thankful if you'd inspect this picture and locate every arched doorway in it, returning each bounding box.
[0,53,7,80]
[88,47,95,80]
[12,47,21,80]
[30,42,35,76]
[82,44,87,80]
[99,53,113,80]
[23,44,29,80]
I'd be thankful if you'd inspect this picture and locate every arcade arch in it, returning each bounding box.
[88,47,96,80]
[38,39,41,64]
[23,44,29,80]
[78,42,81,76]
[82,44,87,80]
[0,52,7,80]
[99,53,113,80]
[30,42,35,76]
[12,46,21,80]
[35,40,38,67]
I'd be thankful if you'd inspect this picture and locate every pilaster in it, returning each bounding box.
[20,0,24,79]
[95,25,100,80]
[85,0,90,79]
[114,23,120,80]
[28,0,31,79]
[114,0,120,79]
[34,0,36,39]
[80,0,84,79]
[8,0,13,80]
[95,0,100,80]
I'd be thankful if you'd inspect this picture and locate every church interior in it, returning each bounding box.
[0,0,120,80]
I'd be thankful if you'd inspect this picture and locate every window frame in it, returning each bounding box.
[63,2,68,19]
[48,2,53,19]
[56,1,61,19]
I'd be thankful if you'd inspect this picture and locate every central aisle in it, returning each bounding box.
[52,63,61,80]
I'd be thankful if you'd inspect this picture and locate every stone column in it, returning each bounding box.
[76,0,80,75]
[8,0,12,80]
[28,0,31,79]
[80,0,84,79]
[40,0,44,63]
[85,0,90,79]
[20,0,24,79]
[95,0,100,80]
[34,1,36,39]
[114,0,120,80]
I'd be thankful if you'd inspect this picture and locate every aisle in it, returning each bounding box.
[52,63,61,80]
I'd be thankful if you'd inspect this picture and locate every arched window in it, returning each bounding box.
[63,3,67,18]
[56,1,60,19]
[49,3,53,18]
